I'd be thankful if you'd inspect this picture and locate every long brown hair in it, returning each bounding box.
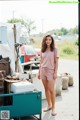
[41,34,55,52]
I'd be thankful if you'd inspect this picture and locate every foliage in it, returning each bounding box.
[7,18,36,37]
[68,26,78,35]
[45,26,78,36]
[74,39,79,46]
[62,46,74,54]
[7,18,26,26]
[59,40,78,59]
[26,19,36,37]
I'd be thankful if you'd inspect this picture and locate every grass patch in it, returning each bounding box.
[60,52,78,60]
[59,40,78,60]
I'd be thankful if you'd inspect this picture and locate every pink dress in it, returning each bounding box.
[40,48,59,80]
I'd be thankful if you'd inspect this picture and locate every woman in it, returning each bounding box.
[38,34,59,116]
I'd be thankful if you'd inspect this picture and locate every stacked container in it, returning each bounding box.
[0,71,5,106]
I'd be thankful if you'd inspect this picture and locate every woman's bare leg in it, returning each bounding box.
[48,80,56,115]
[42,79,52,110]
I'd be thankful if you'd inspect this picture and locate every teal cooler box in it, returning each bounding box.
[20,55,24,63]
[0,91,42,120]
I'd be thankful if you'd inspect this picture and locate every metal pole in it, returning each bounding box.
[13,24,18,72]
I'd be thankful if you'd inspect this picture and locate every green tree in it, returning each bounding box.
[7,18,26,26]
[72,26,78,34]
[25,19,36,38]
[7,18,36,37]
[68,26,78,35]
[60,27,68,35]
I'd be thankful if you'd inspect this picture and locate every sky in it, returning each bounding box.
[0,0,78,34]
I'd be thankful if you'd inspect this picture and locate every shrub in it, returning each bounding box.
[63,46,74,54]
[75,39,79,46]
[59,40,78,57]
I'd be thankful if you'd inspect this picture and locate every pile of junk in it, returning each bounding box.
[0,24,42,120]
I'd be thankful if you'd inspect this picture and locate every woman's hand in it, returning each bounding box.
[38,70,40,79]
[53,72,57,80]
[38,74,40,79]
[38,66,41,80]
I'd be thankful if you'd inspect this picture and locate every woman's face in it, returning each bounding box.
[46,36,52,47]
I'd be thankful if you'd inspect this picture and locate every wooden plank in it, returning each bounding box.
[21,61,40,66]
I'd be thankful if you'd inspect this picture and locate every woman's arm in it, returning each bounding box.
[54,57,59,73]
[53,47,59,80]
[54,57,59,80]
